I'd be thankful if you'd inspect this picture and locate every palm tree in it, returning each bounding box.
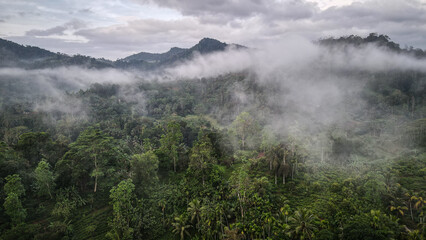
[288,208,318,240]
[223,226,244,240]
[277,204,291,224]
[412,196,426,211]
[158,198,167,226]
[390,204,408,218]
[406,192,415,221]
[172,215,191,240]
[267,145,282,185]
[187,199,202,230]
[261,212,275,238]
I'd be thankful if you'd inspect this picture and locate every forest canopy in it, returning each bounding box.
[0,34,425,240]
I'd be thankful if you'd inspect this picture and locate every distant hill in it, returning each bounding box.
[117,38,247,70]
[122,47,187,63]
[0,38,57,67]
[0,38,114,68]
[0,37,244,70]
[319,33,426,58]
[0,38,57,60]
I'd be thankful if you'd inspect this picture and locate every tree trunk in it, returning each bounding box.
[241,134,245,150]
[47,183,53,199]
[94,155,98,193]
[282,152,286,185]
[238,193,244,219]
[173,156,176,172]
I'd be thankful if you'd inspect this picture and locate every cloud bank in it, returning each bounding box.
[2,0,426,59]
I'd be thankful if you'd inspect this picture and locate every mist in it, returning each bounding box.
[165,36,426,127]
[162,36,426,161]
[1,35,425,139]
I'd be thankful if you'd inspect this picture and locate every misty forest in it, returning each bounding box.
[0,33,425,240]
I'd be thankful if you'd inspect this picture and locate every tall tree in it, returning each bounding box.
[107,179,137,240]
[3,174,26,226]
[232,112,259,150]
[57,127,128,193]
[130,151,159,196]
[16,132,55,167]
[159,121,183,172]
[34,159,55,199]
[51,187,86,223]
[267,144,282,185]
[172,215,191,240]
[187,199,202,230]
[0,142,26,182]
[288,208,318,240]
[230,165,252,219]
[188,134,216,186]
[260,127,278,170]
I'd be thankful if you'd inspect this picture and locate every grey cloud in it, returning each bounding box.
[0,14,12,20]
[139,0,317,23]
[78,8,93,14]
[17,11,41,17]
[26,26,68,36]
[25,19,87,37]
[318,0,426,24]
[0,67,140,93]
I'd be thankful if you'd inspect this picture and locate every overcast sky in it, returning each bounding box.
[1,0,425,60]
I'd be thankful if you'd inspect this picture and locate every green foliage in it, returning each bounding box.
[3,174,26,226]
[16,132,52,166]
[107,179,136,240]
[130,151,159,196]
[159,121,183,172]
[343,210,401,240]
[52,187,86,222]
[4,174,25,196]
[288,208,319,240]
[4,192,27,226]
[172,215,191,240]
[34,159,55,198]
[56,127,128,192]
[189,133,216,186]
[0,223,40,240]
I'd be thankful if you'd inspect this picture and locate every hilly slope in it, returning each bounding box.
[122,47,186,63]
[0,38,113,69]
[116,38,246,70]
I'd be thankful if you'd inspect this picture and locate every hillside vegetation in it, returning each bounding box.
[0,34,425,240]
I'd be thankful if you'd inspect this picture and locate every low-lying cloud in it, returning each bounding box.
[1,36,425,135]
[166,36,426,80]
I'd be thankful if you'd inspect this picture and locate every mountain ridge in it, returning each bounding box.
[1,34,425,70]
[117,38,246,69]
